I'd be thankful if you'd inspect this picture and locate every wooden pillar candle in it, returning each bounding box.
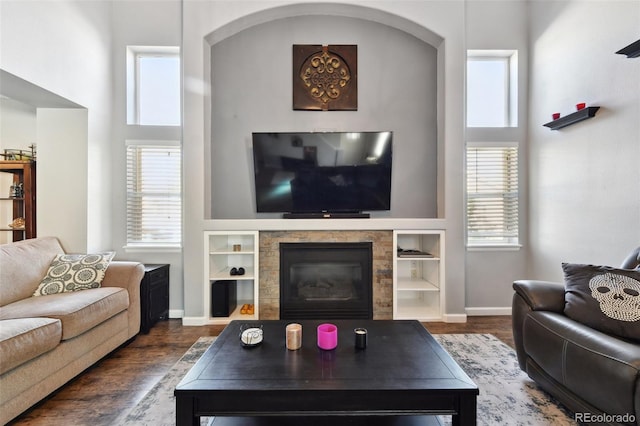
[286,323,302,350]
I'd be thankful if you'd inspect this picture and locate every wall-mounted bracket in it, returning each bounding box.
[543,106,600,130]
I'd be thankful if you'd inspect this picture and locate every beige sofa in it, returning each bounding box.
[0,237,144,425]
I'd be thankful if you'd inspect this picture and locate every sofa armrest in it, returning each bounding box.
[620,246,640,269]
[102,262,145,338]
[513,280,565,313]
[512,280,566,371]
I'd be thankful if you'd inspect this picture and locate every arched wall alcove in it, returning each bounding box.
[202,3,445,220]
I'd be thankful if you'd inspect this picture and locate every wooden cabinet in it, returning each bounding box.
[140,264,170,333]
[204,231,259,324]
[0,161,36,241]
[393,230,445,321]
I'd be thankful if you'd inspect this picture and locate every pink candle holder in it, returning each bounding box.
[317,323,338,350]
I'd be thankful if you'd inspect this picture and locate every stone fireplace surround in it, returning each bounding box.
[259,230,393,320]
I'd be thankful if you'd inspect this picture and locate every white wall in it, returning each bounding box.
[1,2,185,311]
[464,0,529,313]
[0,0,113,252]
[528,0,640,279]
[37,108,89,253]
[109,0,184,316]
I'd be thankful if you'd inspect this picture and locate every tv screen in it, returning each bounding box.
[252,131,392,214]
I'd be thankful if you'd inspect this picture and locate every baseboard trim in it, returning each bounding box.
[442,313,467,323]
[169,309,184,319]
[465,307,512,316]
[181,316,208,326]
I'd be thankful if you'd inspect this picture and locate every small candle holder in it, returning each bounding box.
[355,328,367,349]
[317,323,338,350]
[239,324,263,348]
[286,323,302,350]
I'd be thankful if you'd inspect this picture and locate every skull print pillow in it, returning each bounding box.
[563,263,640,342]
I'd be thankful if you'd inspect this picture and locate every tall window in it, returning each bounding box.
[466,143,519,247]
[467,50,517,127]
[126,143,181,247]
[127,46,180,126]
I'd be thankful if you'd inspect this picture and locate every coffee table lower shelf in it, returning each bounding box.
[208,415,444,425]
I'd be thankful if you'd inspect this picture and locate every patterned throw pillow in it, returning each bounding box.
[33,252,115,296]
[563,263,640,342]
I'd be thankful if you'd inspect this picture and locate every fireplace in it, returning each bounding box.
[280,242,373,319]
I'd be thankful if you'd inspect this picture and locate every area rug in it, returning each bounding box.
[116,334,576,426]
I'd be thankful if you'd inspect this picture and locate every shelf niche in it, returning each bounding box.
[543,106,600,131]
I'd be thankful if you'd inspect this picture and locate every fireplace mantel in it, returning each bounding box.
[203,218,447,232]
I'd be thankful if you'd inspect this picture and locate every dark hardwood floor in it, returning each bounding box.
[9,316,514,426]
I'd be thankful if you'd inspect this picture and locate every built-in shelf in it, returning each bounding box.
[616,39,640,58]
[0,160,36,241]
[204,231,259,324]
[393,230,444,321]
[543,106,600,130]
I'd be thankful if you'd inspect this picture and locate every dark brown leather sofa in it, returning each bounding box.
[512,247,640,425]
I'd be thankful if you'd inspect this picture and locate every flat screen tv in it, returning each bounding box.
[252,131,392,215]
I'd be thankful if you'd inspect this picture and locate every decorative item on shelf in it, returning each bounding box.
[397,247,434,258]
[576,102,586,111]
[8,217,25,230]
[9,182,24,198]
[240,304,254,315]
[615,39,640,58]
[543,106,600,130]
[2,145,36,161]
[232,244,241,252]
[552,112,561,120]
[230,267,245,276]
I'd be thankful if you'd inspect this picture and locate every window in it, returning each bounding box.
[467,50,517,127]
[466,143,519,247]
[126,142,181,247]
[127,46,180,126]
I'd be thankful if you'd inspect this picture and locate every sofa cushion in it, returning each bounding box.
[563,263,640,341]
[0,288,128,340]
[33,252,115,296]
[0,237,64,307]
[0,318,62,375]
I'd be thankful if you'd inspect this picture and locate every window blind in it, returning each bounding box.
[466,144,519,246]
[126,145,181,246]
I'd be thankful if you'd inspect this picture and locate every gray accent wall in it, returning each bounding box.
[209,15,438,219]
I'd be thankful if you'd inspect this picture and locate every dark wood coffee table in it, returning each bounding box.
[175,320,478,426]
